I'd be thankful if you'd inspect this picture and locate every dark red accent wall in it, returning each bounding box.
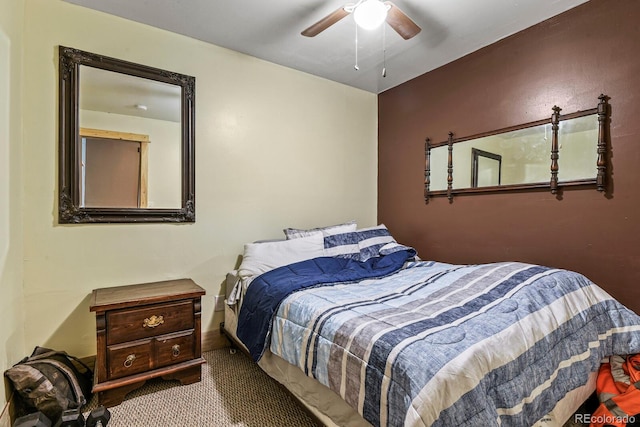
[378,0,640,312]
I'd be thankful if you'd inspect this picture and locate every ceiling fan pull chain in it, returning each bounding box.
[382,24,387,77]
[354,23,359,71]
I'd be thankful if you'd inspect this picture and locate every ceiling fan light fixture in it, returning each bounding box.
[353,0,388,30]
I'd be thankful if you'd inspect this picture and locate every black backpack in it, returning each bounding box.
[4,346,93,423]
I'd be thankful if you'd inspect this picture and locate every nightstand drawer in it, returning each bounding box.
[108,340,152,380]
[107,300,194,345]
[156,330,195,368]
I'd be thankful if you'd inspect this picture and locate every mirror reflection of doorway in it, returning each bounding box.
[79,128,149,208]
[472,148,502,188]
[82,137,140,207]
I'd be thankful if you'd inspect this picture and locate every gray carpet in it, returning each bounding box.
[82,348,593,426]
[83,349,317,426]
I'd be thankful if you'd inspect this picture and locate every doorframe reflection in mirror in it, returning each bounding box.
[79,127,149,208]
[58,46,195,223]
[424,94,610,204]
[471,148,502,188]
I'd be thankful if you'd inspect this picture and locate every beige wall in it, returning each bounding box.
[18,0,377,359]
[0,0,26,411]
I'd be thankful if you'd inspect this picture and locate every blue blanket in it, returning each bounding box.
[237,249,416,361]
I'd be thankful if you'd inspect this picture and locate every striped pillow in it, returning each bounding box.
[324,224,398,261]
[379,242,415,257]
[284,220,357,239]
[356,225,398,261]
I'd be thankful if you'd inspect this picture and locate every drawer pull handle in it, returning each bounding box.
[143,315,164,329]
[172,344,180,357]
[124,354,136,368]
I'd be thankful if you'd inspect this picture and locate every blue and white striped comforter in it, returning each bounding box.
[269,261,640,427]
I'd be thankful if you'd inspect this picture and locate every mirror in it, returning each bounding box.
[424,95,609,203]
[557,114,599,182]
[58,46,195,223]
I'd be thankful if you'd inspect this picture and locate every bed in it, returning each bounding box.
[222,222,640,427]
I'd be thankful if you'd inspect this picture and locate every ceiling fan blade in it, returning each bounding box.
[301,6,351,37]
[384,1,421,40]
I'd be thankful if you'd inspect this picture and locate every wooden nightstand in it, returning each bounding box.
[89,279,206,407]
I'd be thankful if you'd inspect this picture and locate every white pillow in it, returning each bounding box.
[238,232,325,280]
[284,220,357,239]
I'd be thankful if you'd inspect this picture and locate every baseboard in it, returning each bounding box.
[79,355,96,370]
[0,392,14,427]
[202,327,230,352]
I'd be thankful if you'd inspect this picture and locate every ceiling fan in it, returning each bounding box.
[301,0,421,40]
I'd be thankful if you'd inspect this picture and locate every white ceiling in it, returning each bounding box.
[80,66,182,122]
[63,0,588,94]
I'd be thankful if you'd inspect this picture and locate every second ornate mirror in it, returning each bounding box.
[424,95,609,203]
[59,46,196,223]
